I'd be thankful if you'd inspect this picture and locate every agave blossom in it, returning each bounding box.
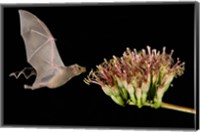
[84,46,185,109]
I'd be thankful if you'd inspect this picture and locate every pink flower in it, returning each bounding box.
[84,46,185,108]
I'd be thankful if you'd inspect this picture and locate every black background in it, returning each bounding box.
[3,3,196,129]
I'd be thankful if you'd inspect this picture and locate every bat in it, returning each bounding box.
[9,10,86,90]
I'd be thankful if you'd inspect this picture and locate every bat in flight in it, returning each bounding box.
[9,10,86,90]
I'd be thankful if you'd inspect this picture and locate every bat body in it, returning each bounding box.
[10,10,86,90]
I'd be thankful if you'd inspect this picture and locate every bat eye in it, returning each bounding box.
[78,67,82,71]
[78,66,86,73]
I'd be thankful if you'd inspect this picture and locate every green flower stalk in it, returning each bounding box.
[84,46,195,114]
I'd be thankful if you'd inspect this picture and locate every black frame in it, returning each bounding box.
[1,2,199,130]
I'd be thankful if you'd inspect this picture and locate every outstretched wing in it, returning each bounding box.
[18,10,64,80]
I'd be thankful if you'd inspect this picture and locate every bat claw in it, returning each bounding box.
[24,84,34,90]
[24,84,29,89]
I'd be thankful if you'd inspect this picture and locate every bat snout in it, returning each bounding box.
[80,66,86,73]
[72,64,86,74]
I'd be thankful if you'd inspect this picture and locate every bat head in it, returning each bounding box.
[70,64,86,76]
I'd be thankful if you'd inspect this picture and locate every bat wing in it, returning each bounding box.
[19,10,65,82]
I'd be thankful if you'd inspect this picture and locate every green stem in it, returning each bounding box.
[161,102,196,114]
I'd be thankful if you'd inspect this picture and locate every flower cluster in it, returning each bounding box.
[84,46,185,108]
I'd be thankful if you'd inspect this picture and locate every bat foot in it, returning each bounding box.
[24,84,35,90]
